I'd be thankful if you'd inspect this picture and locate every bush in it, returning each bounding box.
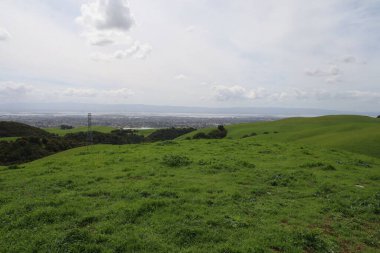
[162,154,191,167]
[146,128,195,142]
[268,173,296,187]
[60,124,73,130]
[193,132,209,139]
[293,230,335,252]
[193,125,227,139]
[7,165,20,170]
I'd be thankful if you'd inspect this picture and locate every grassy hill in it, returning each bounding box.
[179,115,380,158]
[45,126,116,136]
[0,116,379,252]
[0,121,50,137]
[0,137,18,142]
[45,126,155,137]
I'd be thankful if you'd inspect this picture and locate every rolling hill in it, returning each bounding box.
[179,115,380,158]
[0,115,379,252]
[0,121,51,138]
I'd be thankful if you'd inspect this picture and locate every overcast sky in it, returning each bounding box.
[0,0,379,111]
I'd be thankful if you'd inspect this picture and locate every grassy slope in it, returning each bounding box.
[0,121,50,137]
[45,126,116,136]
[178,115,380,158]
[45,126,155,137]
[0,138,379,252]
[0,137,18,142]
[135,128,156,137]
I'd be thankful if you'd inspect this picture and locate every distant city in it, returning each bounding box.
[0,114,278,129]
[1,102,377,129]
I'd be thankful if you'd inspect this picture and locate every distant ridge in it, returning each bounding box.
[179,115,380,158]
[0,103,375,117]
[0,121,51,137]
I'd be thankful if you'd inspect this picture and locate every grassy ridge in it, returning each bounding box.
[0,121,50,137]
[0,137,18,142]
[0,138,379,252]
[45,126,156,137]
[179,115,380,158]
[45,126,116,136]
[1,116,379,252]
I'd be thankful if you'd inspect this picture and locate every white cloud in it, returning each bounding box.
[336,90,380,101]
[342,55,356,63]
[63,87,134,99]
[1,1,380,110]
[325,76,341,84]
[305,65,340,77]
[174,74,188,80]
[212,85,380,104]
[213,85,256,101]
[76,0,151,60]
[305,64,342,83]
[91,41,152,61]
[185,26,195,33]
[76,0,134,31]
[0,82,33,99]
[0,28,11,41]
[89,37,114,46]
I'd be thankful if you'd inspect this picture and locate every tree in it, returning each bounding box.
[60,124,73,130]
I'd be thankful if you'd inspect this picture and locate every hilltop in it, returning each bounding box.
[179,115,380,158]
[0,115,379,252]
[0,121,51,137]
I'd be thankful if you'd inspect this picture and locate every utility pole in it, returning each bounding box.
[87,113,93,146]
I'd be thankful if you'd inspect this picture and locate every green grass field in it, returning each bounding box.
[0,137,18,142]
[179,115,380,158]
[0,116,379,252]
[45,126,156,137]
[45,126,116,136]
[133,128,156,137]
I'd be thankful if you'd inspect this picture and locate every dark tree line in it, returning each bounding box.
[0,121,50,137]
[192,125,228,139]
[0,127,196,165]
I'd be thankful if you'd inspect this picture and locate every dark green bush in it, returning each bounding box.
[146,127,195,142]
[162,154,191,167]
[193,125,227,139]
[193,132,209,139]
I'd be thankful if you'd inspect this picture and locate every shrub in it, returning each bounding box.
[193,132,209,139]
[146,127,195,142]
[322,164,336,171]
[7,165,20,170]
[300,162,324,168]
[314,183,335,198]
[193,125,227,139]
[60,124,73,130]
[268,173,296,187]
[293,230,335,252]
[162,154,191,167]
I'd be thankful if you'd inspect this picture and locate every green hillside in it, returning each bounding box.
[45,126,116,136]
[179,115,380,158]
[0,121,50,137]
[45,126,155,137]
[0,116,379,252]
[0,137,18,142]
[0,138,379,252]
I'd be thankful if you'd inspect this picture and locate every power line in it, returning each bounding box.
[87,113,93,145]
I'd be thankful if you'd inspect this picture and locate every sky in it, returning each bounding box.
[0,0,379,111]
